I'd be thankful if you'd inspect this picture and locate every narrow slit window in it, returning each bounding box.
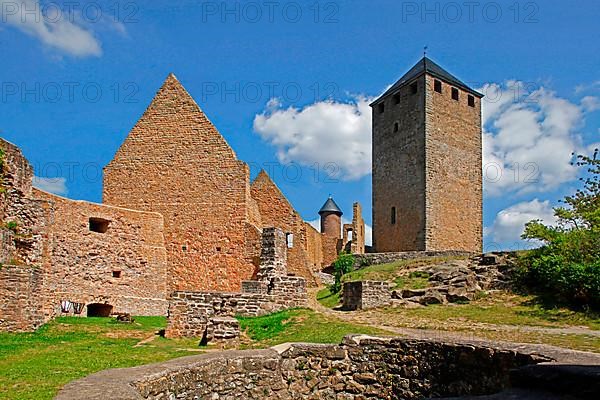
[393,122,399,132]
[410,81,418,94]
[391,207,396,225]
[378,102,385,114]
[434,79,442,93]
[89,218,110,233]
[286,233,294,248]
[393,93,400,104]
[451,87,459,101]
[468,95,475,107]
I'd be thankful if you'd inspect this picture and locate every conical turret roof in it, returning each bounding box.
[319,196,343,216]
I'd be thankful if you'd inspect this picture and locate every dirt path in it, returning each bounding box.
[307,288,600,344]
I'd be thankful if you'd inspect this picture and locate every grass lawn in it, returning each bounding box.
[316,287,341,308]
[237,308,387,348]
[0,310,386,400]
[0,316,200,400]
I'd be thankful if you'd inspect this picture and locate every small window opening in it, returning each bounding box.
[410,81,418,94]
[391,207,396,225]
[182,244,187,252]
[286,233,294,248]
[393,122,399,132]
[393,93,400,104]
[434,79,442,93]
[89,217,110,233]
[451,87,459,101]
[347,230,353,241]
[468,95,475,107]
[112,271,121,278]
[378,102,385,114]
[216,247,222,252]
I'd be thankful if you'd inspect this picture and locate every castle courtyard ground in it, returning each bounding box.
[1,288,599,400]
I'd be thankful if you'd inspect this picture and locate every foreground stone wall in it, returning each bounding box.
[56,335,558,400]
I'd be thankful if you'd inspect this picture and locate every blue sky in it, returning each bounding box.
[1,0,599,250]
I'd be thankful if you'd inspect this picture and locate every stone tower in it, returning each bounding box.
[319,196,343,239]
[371,57,483,252]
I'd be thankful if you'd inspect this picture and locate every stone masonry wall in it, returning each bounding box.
[103,74,256,293]
[372,74,427,252]
[0,265,45,332]
[56,335,554,400]
[250,171,318,285]
[424,75,483,252]
[342,281,392,310]
[34,189,168,316]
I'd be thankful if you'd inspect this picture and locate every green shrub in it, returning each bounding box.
[5,220,18,233]
[330,252,355,293]
[517,150,600,309]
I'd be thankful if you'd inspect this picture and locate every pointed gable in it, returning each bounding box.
[106,73,237,168]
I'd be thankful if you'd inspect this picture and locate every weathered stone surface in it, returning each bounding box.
[342,281,391,310]
[55,335,600,400]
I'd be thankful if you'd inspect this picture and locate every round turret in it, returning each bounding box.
[319,196,343,239]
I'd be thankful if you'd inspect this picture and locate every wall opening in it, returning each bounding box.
[410,81,418,94]
[378,103,384,114]
[391,207,396,225]
[393,93,400,104]
[451,87,459,101]
[286,233,294,248]
[468,95,475,107]
[89,217,110,233]
[393,122,399,132]
[434,79,442,93]
[87,303,113,317]
[112,271,121,278]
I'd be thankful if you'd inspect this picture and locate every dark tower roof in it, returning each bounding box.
[319,196,343,216]
[371,57,483,105]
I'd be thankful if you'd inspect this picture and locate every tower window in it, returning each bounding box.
[434,79,442,93]
[451,88,459,101]
[112,271,121,278]
[378,102,385,114]
[468,95,475,107]
[89,217,110,233]
[393,122,399,132]
[393,93,400,104]
[410,82,418,94]
[286,233,294,248]
[391,207,396,225]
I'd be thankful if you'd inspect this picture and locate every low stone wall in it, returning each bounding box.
[166,276,307,338]
[0,265,46,332]
[354,250,473,268]
[342,281,392,310]
[56,335,563,400]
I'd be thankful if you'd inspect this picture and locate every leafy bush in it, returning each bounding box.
[330,252,355,293]
[517,150,600,309]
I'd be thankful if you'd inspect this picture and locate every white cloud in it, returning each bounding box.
[481,82,588,196]
[254,96,374,181]
[484,199,556,250]
[0,0,102,57]
[308,218,373,246]
[581,96,600,113]
[32,176,67,195]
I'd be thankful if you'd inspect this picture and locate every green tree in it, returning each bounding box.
[519,149,600,308]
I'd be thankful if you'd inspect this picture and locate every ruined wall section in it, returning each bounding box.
[250,171,317,285]
[0,265,45,332]
[424,75,483,252]
[372,75,427,252]
[34,189,168,316]
[0,138,50,267]
[103,74,255,293]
